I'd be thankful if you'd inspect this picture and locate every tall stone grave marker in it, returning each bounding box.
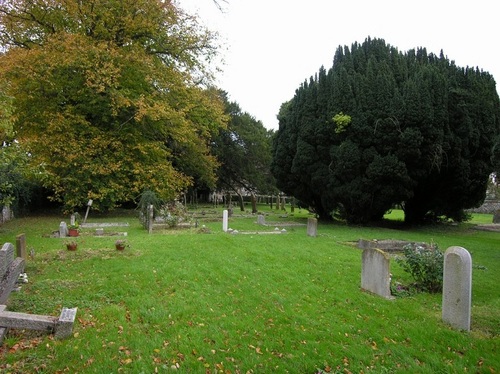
[16,233,27,260]
[442,246,472,331]
[222,209,229,232]
[361,247,392,299]
[307,217,317,237]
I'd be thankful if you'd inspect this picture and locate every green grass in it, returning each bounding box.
[0,207,498,373]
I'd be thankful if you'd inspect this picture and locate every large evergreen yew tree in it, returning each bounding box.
[272,37,500,224]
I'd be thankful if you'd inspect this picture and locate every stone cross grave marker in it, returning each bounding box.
[307,217,317,237]
[442,246,472,331]
[361,247,393,299]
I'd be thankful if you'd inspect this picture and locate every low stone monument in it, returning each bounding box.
[361,247,393,299]
[307,217,317,237]
[442,246,472,331]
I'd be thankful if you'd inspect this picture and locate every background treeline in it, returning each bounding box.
[272,37,500,224]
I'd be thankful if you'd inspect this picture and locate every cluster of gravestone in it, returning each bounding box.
[0,235,77,345]
[360,244,472,331]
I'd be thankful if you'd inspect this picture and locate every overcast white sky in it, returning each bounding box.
[179,0,499,130]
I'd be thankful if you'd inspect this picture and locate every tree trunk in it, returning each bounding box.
[251,193,257,214]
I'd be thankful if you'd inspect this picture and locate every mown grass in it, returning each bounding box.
[0,207,498,373]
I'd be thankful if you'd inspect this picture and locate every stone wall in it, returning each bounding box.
[467,199,500,214]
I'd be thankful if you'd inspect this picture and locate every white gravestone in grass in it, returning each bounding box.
[442,246,472,331]
[222,209,228,232]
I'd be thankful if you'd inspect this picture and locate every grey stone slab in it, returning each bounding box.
[54,307,78,339]
[0,310,56,331]
[361,247,393,299]
[0,257,26,304]
[307,217,317,237]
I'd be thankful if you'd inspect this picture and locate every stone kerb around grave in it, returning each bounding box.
[361,247,393,299]
[442,246,472,331]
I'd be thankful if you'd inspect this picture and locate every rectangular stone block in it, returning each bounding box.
[54,307,78,339]
[0,310,56,331]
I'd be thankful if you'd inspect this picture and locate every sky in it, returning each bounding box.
[179,0,499,130]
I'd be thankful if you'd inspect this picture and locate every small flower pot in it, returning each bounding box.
[66,243,78,251]
[68,228,79,237]
[115,243,126,251]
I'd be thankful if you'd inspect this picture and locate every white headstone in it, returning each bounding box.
[222,209,229,232]
[70,214,76,226]
[59,222,68,238]
[442,246,472,331]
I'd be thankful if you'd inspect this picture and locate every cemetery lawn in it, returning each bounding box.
[0,207,498,373]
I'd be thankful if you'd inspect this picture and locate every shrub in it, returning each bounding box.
[395,243,444,293]
[160,201,188,227]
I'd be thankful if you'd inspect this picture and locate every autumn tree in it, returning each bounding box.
[0,0,226,212]
[272,37,500,224]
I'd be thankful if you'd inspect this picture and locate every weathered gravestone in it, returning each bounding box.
[442,246,472,331]
[361,247,393,299]
[257,214,266,226]
[222,209,229,232]
[307,217,317,237]
[0,242,26,344]
[59,221,68,238]
[0,243,25,304]
[493,210,500,224]
[16,233,27,260]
